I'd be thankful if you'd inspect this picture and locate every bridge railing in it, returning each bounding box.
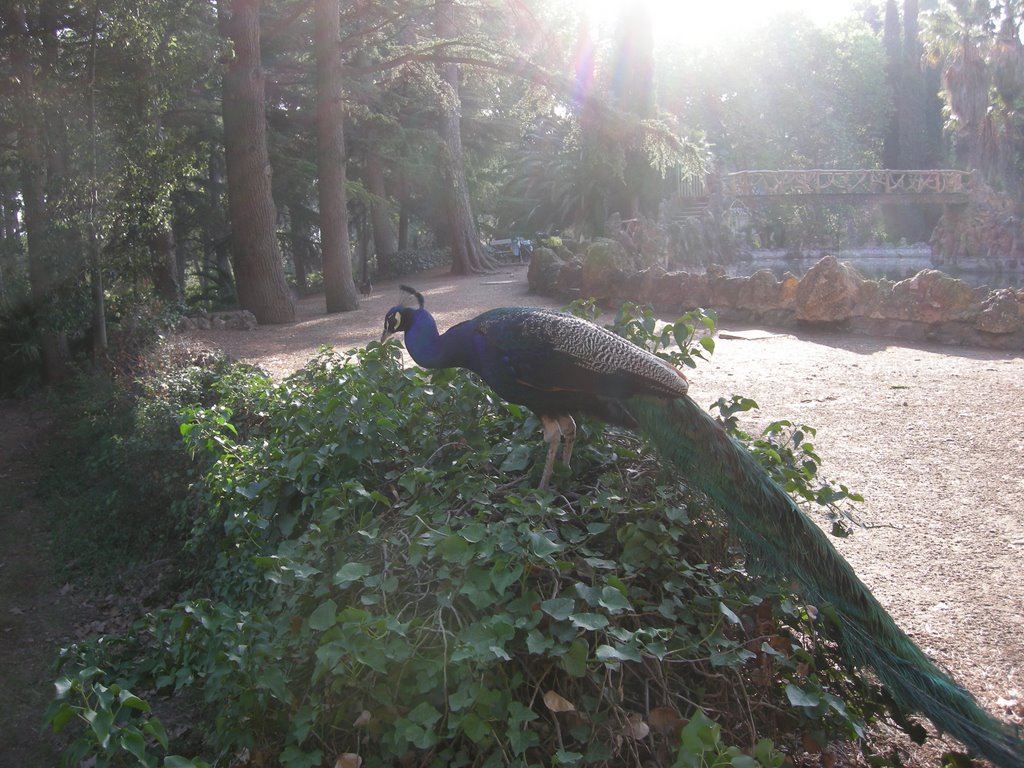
[718,169,974,198]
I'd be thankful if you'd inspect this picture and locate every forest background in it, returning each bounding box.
[2,1,1024,766]
[3,0,1024,388]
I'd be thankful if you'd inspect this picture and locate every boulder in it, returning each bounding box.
[793,256,864,323]
[884,269,976,324]
[974,288,1023,334]
[527,247,566,296]
[581,239,633,300]
[737,269,784,312]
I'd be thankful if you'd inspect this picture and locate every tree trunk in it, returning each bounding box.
[288,203,311,295]
[206,148,235,303]
[7,4,66,384]
[314,0,359,312]
[151,229,182,302]
[434,0,495,274]
[365,149,398,275]
[221,0,295,323]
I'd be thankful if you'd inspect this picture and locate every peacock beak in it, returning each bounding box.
[380,329,392,344]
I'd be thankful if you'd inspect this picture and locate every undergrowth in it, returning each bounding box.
[47,305,904,768]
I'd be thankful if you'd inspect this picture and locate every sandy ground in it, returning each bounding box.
[183,264,1024,740]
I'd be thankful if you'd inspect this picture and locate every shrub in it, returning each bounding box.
[50,309,885,768]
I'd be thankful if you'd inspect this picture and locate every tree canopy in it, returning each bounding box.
[2,0,1022,382]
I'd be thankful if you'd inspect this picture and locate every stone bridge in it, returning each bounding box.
[680,169,974,205]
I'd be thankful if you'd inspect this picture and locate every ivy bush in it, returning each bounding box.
[49,307,895,768]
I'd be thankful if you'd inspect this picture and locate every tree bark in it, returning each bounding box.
[434,0,495,274]
[7,4,66,384]
[288,203,312,295]
[221,0,295,323]
[365,149,398,275]
[314,0,359,312]
[151,229,182,303]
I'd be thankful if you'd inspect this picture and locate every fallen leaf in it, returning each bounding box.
[353,710,372,728]
[802,733,822,754]
[649,706,685,734]
[335,754,362,768]
[543,690,576,713]
[625,713,649,739]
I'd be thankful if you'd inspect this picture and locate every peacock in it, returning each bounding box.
[380,285,1023,767]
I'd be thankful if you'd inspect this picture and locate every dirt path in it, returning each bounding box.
[187,265,1024,735]
[0,401,76,765]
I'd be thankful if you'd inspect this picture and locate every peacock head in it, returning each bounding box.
[381,285,425,343]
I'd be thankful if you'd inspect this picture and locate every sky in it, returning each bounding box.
[582,0,864,47]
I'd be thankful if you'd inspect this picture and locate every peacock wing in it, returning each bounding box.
[474,308,687,400]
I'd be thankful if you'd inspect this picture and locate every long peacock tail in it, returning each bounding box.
[624,395,1023,768]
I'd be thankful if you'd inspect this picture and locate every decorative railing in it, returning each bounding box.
[718,169,974,198]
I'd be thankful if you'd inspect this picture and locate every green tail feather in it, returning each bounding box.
[625,395,1023,767]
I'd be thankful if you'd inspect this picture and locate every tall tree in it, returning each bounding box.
[314,0,359,312]
[221,0,296,323]
[365,148,398,274]
[6,3,67,383]
[434,0,495,274]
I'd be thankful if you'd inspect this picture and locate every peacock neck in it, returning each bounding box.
[404,310,471,370]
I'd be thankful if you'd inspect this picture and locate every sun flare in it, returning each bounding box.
[581,0,860,48]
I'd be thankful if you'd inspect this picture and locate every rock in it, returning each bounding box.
[581,239,633,300]
[527,247,566,296]
[886,269,976,323]
[974,288,1022,334]
[648,271,698,313]
[794,256,864,323]
[737,269,784,312]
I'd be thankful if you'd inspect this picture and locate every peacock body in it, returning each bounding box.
[381,286,1023,767]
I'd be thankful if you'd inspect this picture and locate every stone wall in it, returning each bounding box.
[528,244,1024,350]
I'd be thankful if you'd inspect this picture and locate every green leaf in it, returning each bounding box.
[118,689,151,712]
[569,612,609,631]
[597,586,631,614]
[595,643,641,663]
[87,708,113,749]
[308,599,338,631]
[718,601,742,625]
[500,443,532,472]
[334,562,371,586]
[164,758,209,768]
[554,749,584,765]
[528,531,562,558]
[49,703,76,734]
[540,597,575,620]
[120,728,149,762]
[407,701,443,727]
[561,639,589,677]
[461,712,491,743]
[144,718,169,750]
[785,683,821,708]
[257,666,291,703]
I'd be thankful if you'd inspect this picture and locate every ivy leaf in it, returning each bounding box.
[541,597,575,620]
[570,612,609,631]
[598,586,631,614]
[308,599,338,631]
[785,683,822,708]
[718,601,742,625]
[334,563,370,587]
[560,639,589,677]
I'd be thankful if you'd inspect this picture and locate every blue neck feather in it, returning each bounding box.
[404,310,473,370]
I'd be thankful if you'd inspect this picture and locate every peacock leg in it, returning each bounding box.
[557,414,576,468]
[539,415,562,488]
